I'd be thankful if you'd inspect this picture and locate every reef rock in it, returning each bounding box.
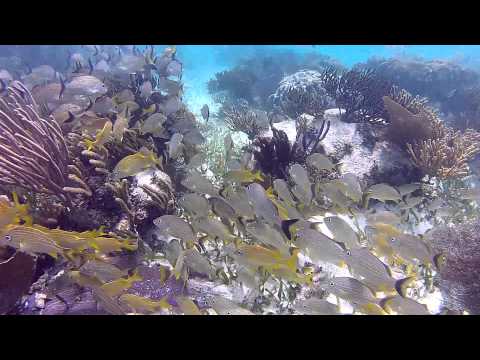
[270,70,335,117]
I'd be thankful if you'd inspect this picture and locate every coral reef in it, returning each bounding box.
[269,70,335,118]
[320,66,392,124]
[252,114,330,180]
[356,56,480,130]
[1,45,479,316]
[221,101,269,140]
[0,81,90,204]
[383,93,480,179]
[208,51,343,110]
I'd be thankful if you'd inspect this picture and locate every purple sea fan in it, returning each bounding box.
[426,220,480,314]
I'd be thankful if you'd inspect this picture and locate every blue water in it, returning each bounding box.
[149,45,480,114]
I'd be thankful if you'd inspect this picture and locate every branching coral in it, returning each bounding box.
[407,129,480,179]
[0,81,90,204]
[222,102,269,140]
[383,92,480,179]
[321,66,392,124]
[253,116,330,179]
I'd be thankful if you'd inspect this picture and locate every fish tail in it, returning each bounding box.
[286,248,300,273]
[130,270,143,283]
[395,276,417,297]
[281,219,300,240]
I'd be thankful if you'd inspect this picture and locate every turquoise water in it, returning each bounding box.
[150,45,480,114]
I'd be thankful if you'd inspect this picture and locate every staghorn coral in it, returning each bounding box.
[407,129,480,179]
[383,92,480,179]
[0,81,90,204]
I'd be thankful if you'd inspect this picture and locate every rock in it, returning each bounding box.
[0,253,36,314]
[131,169,175,247]
[270,70,335,117]
[261,108,418,186]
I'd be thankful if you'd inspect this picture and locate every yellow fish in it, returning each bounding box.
[0,224,67,259]
[87,234,138,253]
[101,270,143,297]
[176,296,202,315]
[230,244,298,274]
[113,147,163,180]
[0,193,31,229]
[119,294,171,314]
[84,120,113,151]
[358,303,389,315]
[68,270,104,288]
[113,108,130,142]
[224,169,264,184]
[141,103,158,116]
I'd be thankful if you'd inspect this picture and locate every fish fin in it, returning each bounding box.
[395,276,416,297]
[281,219,300,240]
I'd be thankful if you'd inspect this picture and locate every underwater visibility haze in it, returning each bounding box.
[0,44,479,315]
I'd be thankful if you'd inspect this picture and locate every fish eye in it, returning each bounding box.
[346,250,351,256]
[329,281,334,286]
[4,234,11,242]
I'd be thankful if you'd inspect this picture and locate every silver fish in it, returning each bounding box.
[389,234,432,264]
[324,216,361,249]
[79,260,127,283]
[339,173,362,202]
[319,277,377,306]
[186,153,207,170]
[65,75,107,98]
[164,239,183,267]
[140,113,167,137]
[289,164,313,205]
[167,133,184,160]
[205,295,254,315]
[179,193,210,218]
[296,228,346,266]
[201,104,210,122]
[246,183,280,225]
[273,179,296,205]
[306,153,335,171]
[224,187,255,219]
[181,170,218,196]
[209,196,237,221]
[397,183,422,197]
[162,96,182,115]
[183,129,205,146]
[192,216,235,242]
[166,59,183,77]
[183,248,214,278]
[344,248,395,292]
[153,215,196,243]
[140,81,153,99]
[293,298,339,315]
[366,210,401,226]
[246,221,290,255]
[318,182,352,209]
[382,295,429,315]
[367,183,402,203]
